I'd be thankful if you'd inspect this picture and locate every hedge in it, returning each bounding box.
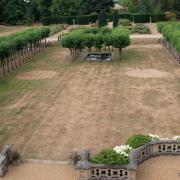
[157,21,180,52]
[129,13,165,23]
[42,13,166,26]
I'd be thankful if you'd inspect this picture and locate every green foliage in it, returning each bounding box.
[165,11,176,21]
[111,27,131,49]
[0,27,50,59]
[49,25,64,36]
[129,13,165,23]
[61,26,131,61]
[118,19,132,26]
[127,134,152,149]
[3,0,25,25]
[162,24,174,41]
[157,22,167,33]
[100,27,112,34]
[91,149,129,165]
[98,13,107,28]
[94,33,103,49]
[129,24,151,34]
[113,11,119,28]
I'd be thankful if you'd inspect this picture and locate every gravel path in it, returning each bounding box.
[4,163,76,180]
[137,156,180,180]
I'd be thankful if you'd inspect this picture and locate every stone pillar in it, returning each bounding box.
[129,169,136,180]
[77,169,91,180]
[75,150,91,180]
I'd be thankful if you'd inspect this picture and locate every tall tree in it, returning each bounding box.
[86,0,114,14]
[38,0,52,18]
[3,0,25,25]
[51,0,86,16]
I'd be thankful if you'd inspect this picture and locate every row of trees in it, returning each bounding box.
[157,21,180,62]
[61,27,130,62]
[0,0,114,25]
[0,27,50,75]
[119,0,180,15]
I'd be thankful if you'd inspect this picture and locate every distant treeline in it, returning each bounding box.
[120,0,180,17]
[0,0,114,25]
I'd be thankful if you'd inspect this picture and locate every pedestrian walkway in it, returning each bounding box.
[3,163,76,180]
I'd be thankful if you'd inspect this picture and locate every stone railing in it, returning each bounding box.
[75,140,180,180]
[0,145,20,177]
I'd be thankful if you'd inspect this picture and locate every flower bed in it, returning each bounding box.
[75,134,180,180]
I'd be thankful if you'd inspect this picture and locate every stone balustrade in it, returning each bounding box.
[0,145,20,177]
[75,140,180,180]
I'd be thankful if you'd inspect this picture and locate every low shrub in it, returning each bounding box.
[49,25,64,36]
[91,149,129,165]
[165,11,176,21]
[118,19,132,26]
[129,24,151,34]
[127,134,152,149]
[157,22,168,33]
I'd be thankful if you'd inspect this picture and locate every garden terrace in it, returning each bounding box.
[76,139,180,180]
[0,37,180,162]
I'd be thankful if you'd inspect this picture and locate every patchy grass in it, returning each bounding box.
[0,43,179,160]
[0,24,42,37]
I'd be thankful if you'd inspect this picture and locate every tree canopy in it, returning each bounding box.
[119,0,180,15]
[0,0,114,25]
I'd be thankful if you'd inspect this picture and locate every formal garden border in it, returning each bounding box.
[161,38,180,64]
[157,22,180,64]
[75,140,180,180]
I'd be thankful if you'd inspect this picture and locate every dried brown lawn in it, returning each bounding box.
[0,42,180,160]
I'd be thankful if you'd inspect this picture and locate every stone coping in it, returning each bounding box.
[75,140,180,170]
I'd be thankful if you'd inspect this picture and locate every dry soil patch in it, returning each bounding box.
[125,69,169,78]
[17,71,57,80]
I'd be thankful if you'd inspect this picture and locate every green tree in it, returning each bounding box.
[3,0,25,25]
[86,0,114,14]
[113,11,118,28]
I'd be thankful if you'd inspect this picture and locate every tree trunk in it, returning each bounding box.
[18,51,21,65]
[119,48,122,60]
[10,56,14,70]
[13,54,18,68]
[6,58,10,73]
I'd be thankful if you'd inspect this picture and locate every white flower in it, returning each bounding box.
[113,145,132,156]
[160,137,171,140]
[173,136,180,140]
[148,133,160,140]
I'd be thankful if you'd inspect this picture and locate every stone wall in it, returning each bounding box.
[75,140,180,180]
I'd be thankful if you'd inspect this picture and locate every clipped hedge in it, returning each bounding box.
[157,21,180,53]
[43,13,166,26]
[127,134,152,149]
[129,13,165,23]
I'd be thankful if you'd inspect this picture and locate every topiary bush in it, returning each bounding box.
[118,19,132,26]
[127,134,152,149]
[91,149,129,165]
